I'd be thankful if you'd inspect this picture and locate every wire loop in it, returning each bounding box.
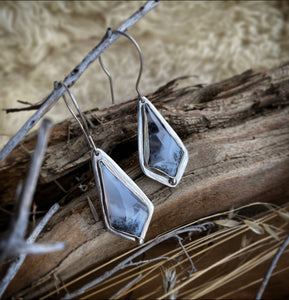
[99,29,144,104]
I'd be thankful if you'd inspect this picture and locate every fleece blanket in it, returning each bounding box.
[1,1,288,148]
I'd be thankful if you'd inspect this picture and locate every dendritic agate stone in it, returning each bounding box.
[145,104,184,177]
[99,162,149,237]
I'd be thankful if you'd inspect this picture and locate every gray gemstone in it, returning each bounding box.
[99,162,149,237]
[145,104,184,177]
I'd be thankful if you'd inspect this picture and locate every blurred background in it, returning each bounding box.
[1,1,289,149]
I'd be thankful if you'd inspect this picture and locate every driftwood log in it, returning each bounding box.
[1,63,289,298]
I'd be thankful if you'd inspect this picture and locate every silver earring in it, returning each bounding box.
[99,30,188,187]
[61,83,154,244]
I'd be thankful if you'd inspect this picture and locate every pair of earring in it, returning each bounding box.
[61,30,188,244]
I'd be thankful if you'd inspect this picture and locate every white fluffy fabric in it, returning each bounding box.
[1,1,289,148]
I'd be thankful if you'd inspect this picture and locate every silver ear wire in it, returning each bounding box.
[99,56,115,105]
[98,29,144,104]
[60,81,154,244]
[61,82,98,153]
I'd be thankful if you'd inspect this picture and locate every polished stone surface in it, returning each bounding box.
[145,104,184,177]
[100,162,149,237]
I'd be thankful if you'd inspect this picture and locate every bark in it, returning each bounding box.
[1,63,289,298]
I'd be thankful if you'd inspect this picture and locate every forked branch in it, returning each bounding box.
[0,119,66,298]
[0,119,54,261]
[0,203,63,299]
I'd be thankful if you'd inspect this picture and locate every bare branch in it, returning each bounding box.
[109,274,142,300]
[0,203,62,299]
[3,104,42,113]
[0,0,160,163]
[126,256,170,267]
[87,196,99,222]
[26,203,61,243]
[0,119,53,262]
[3,99,43,113]
[0,120,66,298]
[19,242,66,255]
[255,234,289,300]
[176,235,196,275]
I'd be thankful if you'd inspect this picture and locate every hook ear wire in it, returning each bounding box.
[99,56,115,105]
[99,29,144,104]
[60,82,98,153]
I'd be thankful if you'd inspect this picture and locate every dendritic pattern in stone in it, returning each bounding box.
[99,162,149,237]
[145,104,184,177]
[139,97,188,187]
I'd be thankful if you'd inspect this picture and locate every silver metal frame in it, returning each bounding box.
[92,148,154,244]
[61,82,154,244]
[138,96,189,187]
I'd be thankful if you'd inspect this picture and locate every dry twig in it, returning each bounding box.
[0,203,63,298]
[0,119,53,261]
[255,234,289,300]
[109,274,142,300]
[0,119,66,298]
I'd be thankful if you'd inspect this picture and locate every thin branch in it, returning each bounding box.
[255,234,289,300]
[15,119,52,239]
[176,235,196,275]
[109,274,142,300]
[63,222,215,299]
[26,203,61,244]
[0,0,160,163]
[19,242,66,255]
[3,104,42,113]
[0,120,65,298]
[0,118,53,262]
[3,100,42,113]
[17,100,35,105]
[87,196,99,222]
[0,203,62,299]
[126,256,170,267]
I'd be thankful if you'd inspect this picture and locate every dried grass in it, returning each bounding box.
[41,201,289,299]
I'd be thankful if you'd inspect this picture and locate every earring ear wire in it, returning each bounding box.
[60,82,98,153]
[99,57,115,105]
[98,29,144,104]
[98,30,188,187]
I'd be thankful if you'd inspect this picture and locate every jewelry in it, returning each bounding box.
[99,30,188,187]
[61,83,154,244]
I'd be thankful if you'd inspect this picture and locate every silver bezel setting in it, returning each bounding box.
[138,96,189,187]
[92,149,154,244]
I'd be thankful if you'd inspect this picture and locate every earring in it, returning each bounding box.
[61,83,154,244]
[99,30,188,187]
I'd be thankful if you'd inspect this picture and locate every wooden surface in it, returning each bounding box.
[1,63,289,298]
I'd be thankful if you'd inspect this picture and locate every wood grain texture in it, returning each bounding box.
[1,63,289,298]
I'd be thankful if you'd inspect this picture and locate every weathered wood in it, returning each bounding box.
[1,63,289,298]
